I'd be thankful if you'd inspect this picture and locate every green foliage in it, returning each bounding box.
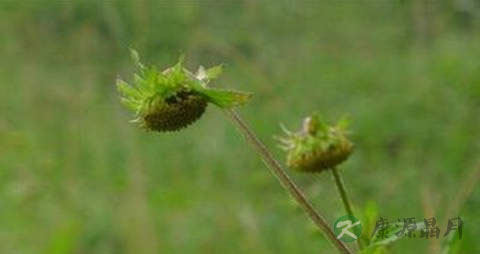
[363,221,427,254]
[442,233,462,254]
[360,201,380,247]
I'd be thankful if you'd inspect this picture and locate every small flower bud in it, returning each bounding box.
[278,114,353,173]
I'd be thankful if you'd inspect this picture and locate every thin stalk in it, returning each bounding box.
[330,167,364,250]
[331,167,354,216]
[226,109,353,254]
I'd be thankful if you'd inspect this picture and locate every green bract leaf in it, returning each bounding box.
[206,64,223,80]
[129,48,144,70]
[191,81,252,108]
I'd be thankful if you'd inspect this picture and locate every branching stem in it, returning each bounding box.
[226,109,353,254]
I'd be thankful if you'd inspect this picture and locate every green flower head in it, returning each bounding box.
[117,49,252,132]
[277,113,353,173]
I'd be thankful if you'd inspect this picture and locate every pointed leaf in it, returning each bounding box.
[202,88,252,108]
[116,79,140,99]
[206,64,223,80]
[190,81,252,108]
[120,98,139,111]
[129,48,144,70]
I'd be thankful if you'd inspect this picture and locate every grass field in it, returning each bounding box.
[0,1,479,253]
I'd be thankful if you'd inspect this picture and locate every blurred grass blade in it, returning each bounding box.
[365,221,426,252]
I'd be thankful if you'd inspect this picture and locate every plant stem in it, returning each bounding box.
[330,167,363,250]
[331,167,354,216]
[226,109,354,254]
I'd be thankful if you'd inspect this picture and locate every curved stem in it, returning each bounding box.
[330,167,363,250]
[226,109,353,254]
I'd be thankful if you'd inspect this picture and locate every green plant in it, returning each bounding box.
[117,51,353,254]
[277,114,472,254]
[277,114,353,173]
[277,115,435,253]
[117,49,252,132]
[277,114,362,249]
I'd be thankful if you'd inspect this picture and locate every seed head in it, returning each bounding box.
[278,114,353,173]
[117,49,252,132]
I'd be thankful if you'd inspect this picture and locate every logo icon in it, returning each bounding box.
[334,215,362,242]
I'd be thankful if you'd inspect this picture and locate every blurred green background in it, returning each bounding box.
[1,0,479,253]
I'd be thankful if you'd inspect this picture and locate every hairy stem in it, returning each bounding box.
[330,167,363,250]
[226,109,353,254]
